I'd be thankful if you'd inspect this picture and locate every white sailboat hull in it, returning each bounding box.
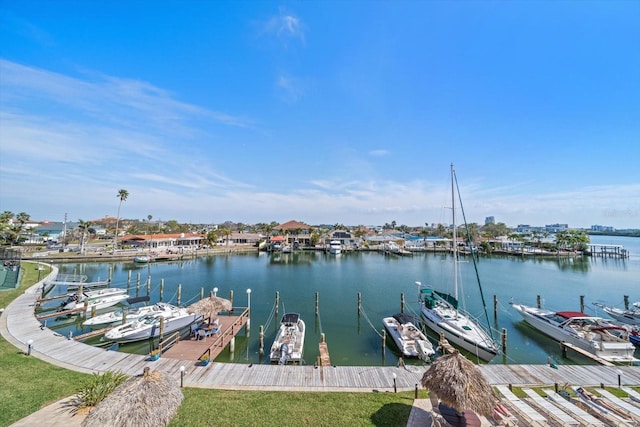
[420,303,498,362]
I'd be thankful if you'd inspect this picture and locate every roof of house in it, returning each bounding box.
[275,220,311,231]
[121,233,205,241]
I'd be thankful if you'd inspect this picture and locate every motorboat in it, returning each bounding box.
[83,302,171,328]
[60,287,129,312]
[382,313,435,360]
[133,255,151,263]
[329,240,341,255]
[593,302,640,326]
[510,303,639,364]
[269,313,305,364]
[104,304,201,343]
[65,280,110,291]
[418,165,500,362]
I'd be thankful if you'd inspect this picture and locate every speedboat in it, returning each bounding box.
[269,313,305,364]
[593,302,640,326]
[383,313,435,360]
[83,302,172,328]
[133,255,151,263]
[329,240,341,255]
[60,287,129,312]
[510,302,639,364]
[104,304,201,343]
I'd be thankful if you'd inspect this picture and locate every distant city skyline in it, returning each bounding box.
[1,2,638,229]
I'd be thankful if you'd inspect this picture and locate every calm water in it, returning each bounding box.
[48,235,640,366]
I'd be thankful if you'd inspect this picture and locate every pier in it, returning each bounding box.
[587,243,629,258]
[3,273,640,393]
[162,309,249,361]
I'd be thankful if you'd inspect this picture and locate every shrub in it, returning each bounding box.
[72,371,128,413]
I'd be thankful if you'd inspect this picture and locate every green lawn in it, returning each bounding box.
[0,262,417,427]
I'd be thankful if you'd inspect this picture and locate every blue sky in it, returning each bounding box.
[1,1,639,229]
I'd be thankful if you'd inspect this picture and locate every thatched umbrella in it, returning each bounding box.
[187,293,232,319]
[420,350,498,418]
[82,367,183,427]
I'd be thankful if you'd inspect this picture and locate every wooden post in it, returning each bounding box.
[160,279,164,301]
[159,317,165,339]
[122,311,127,325]
[358,292,362,316]
[561,342,567,358]
[315,292,319,316]
[494,295,498,320]
[536,295,541,309]
[108,266,113,282]
[501,328,507,356]
[136,272,140,288]
[400,293,405,313]
[229,290,234,313]
[91,306,96,318]
[580,295,584,313]
[230,336,235,353]
[146,276,151,296]
[200,288,204,300]
[259,325,264,355]
[127,270,132,286]
[275,291,279,322]
[624,295,630,310]
[177,284,182,306]
[382,329,386,352]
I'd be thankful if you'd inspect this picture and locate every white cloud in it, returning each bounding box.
[369,149,390,157]
[263,8,305,43]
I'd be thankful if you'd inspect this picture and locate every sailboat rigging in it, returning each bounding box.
[418,164,499,362]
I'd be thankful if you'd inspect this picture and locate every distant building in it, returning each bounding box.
[545,224,568,233]
[484,216,495,225]
[591,224,615,232]
[516,224,531,233]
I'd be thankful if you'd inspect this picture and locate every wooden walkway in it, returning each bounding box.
[162,312,249,361]
[3,273,640,393]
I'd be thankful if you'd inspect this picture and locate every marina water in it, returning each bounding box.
[51,235,640,366]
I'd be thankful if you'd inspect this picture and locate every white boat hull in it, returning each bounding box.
[270,313,305,364]
[511,303,638,364]
[83,303,170,327]
[420,304,498,362]
[105,306,201,343]
[383,315,435,360]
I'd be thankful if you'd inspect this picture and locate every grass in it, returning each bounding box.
[170,389,416,427]
[0,261,417,427]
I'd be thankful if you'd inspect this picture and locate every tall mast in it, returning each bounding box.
[451,163,458,301]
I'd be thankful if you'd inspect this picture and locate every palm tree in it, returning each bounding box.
[113,189,129,251]
[78,219,92,254]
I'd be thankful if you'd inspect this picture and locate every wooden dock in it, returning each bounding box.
[561,342,615,366]
[3,274,640,393]
[162,309,249,361]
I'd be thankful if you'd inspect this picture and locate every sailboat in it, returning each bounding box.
[418,164,499,362]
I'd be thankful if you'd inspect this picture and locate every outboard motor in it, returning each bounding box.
[279,343,289,365]
[60,294,79,310]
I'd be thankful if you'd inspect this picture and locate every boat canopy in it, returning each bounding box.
[557,311,588,319]
[392,312,420,325]
[281,313,300,326]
